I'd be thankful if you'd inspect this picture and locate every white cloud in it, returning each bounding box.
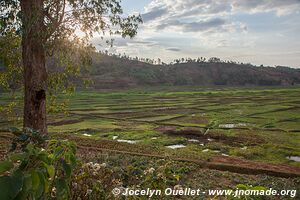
[91,0,300,68]
[232,0,300,16]
[141,0,300,33]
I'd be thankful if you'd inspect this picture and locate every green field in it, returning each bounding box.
[1,87,300,166]
[41,87,300,167]
[1,86,300,198]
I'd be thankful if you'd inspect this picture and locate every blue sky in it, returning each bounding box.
[93,0,300,68]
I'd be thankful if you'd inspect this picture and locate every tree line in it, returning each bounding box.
[100,51,256,66]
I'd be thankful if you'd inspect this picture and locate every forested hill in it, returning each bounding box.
[88,53,300,89]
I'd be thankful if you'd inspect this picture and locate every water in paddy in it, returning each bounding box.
[117,139,137,144]
[219,123,248,128]
[166,144,186,149]
[287,156,300,162]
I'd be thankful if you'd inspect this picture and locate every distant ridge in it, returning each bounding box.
[86,53,300,89]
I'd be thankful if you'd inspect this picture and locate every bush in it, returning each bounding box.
[0,128,77,200]
[70,156,187,199]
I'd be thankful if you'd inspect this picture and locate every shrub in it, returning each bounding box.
[70,156,187,199]
[0,128,77,200]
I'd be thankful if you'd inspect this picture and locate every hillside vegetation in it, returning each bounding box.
[88,53,300,89]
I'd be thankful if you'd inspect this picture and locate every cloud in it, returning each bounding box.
[106,38,158,47]
[91,0,300,68]
[91,37,159,54]
[156,18,226,31]
[144,0,300,17]
[232,0,300,16]
[166,47,181,52]
[142,8,168,22]
[141,0,300,34]
[142,0,241,33]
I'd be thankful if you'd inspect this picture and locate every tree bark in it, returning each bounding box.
[21,0,48,134]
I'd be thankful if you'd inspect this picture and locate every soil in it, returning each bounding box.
[48,119,83,126]
[156,126,265,146]
[1,131,299,178]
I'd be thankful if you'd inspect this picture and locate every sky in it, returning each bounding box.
[92,0,300,68]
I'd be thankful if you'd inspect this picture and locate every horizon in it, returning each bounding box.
[92,0,300,68]
[98,50,300,69]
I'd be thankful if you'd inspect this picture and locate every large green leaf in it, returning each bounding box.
[0,161,13,174]
[37,152,49,163]
[22,173,32,192]
[0,176,12,200]
[35,171,45,198]
[31,171,40,191]
[0,171,23,200]
[9,153,26,162]
[46,165,55,179]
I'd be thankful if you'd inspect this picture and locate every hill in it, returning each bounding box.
[88,53,300,89]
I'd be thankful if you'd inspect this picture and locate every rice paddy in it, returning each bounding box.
[44,86,300,167]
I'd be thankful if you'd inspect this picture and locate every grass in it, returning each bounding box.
[1,86,300,199]
[2,86,300,167]
[40,86,300,167]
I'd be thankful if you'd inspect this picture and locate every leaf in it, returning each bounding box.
[69,153,76,167]
[0,170,23,200]
[0,176,12,200]
[62,160,71,179]
[56,178,68,199]
[31,171,40,191]
[236,184,247,190]
[37,152,49,163]
[252,186,266,191]
[9,127,21,135]
[44,178,50,193]
[13,174,37,200]
[35,171,45,198]
[0,161,13,174]
[173,174,180,181]
[9,153,26,162]
[18,134,28,141]
[54,148,64,157]
[46,165,55,179]
[22,173,32,192]
[9,142,17,152]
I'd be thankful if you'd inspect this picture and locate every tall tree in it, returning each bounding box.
[0,0,142,134]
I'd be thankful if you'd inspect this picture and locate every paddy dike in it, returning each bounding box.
[52,133,300,178]
[0,131,299,178]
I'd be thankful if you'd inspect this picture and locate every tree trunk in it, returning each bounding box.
[21,0,47,134]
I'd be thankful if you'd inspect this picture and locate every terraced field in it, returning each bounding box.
[43,87,300,169]
[1,86,300,198]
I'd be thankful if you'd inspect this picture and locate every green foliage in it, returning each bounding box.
[0,128,77,200]
[46,37,95,114]
[0,0,142,120]
[70,157,188,199]
[0,32,94,118]
[0,31,23,121]
[9,127,48,151]
[140,162,185,189]
[0,31,22,91]
[87,53,300,89]
[0,0,142,39]
[227,184,267,200]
